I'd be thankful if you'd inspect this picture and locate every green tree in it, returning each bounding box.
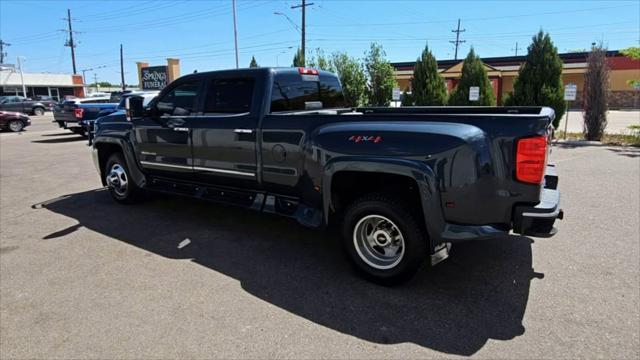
[307,48,334,72]
[504,31,566,127]
[583,44,609,141]
[621,46,640,60]
[292,48,305,67]
[410,45,447,105]
[331,51,367,107]
[621,47,640,89]
[401,88,413,106]
[249,56,258,68]
[448,48,496,106]
[364,43,397,106]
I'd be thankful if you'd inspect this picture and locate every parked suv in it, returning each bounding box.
[91,67,563,284]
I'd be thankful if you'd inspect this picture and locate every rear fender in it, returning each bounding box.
[323,157,447,252]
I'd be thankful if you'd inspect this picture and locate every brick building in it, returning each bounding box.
[392,50,640,109]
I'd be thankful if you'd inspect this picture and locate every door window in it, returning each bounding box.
[156,80,201,116]
[203,78,254,114]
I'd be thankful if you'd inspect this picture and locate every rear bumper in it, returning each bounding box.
[513,188,563,237]
[512,164,563,237]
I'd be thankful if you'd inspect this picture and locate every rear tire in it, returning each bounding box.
[341,193,428,285]
[33,107,45,116]
[105,153,140,204]
[8,120,24,132]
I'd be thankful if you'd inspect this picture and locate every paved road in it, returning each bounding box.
[1,116,639,359]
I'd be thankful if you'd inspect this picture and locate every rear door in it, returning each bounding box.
[134,78,202,179]
[190,76,259,188]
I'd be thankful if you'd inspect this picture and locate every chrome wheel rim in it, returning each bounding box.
[8,121,23,132]
[106,164,128,196]
[34,108,44,116]
[353,214,405,270]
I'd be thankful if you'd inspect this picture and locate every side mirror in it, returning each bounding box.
[125,96,145,121]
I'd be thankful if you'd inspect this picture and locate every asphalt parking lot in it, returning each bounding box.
[1,114,639,359]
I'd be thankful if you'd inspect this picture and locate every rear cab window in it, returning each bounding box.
[270,72,346,113]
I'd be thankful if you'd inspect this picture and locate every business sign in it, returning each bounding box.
[392,87,401,101]
[141,66,168,90]
[564,83,577,101]
[469,86,480,101]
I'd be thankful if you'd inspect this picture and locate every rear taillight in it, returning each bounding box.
[74,108,84,119]
[516,136,548,184]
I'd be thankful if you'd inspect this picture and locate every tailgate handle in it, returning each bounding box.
[234,129,253,134]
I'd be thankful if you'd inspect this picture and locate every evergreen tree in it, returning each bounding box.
[249,56,258,68]
[364,43,397,106]
[292,48,305,67]
[411,45,447,105]
[331,52,367,107]
[504,31,566,127]
[448,47,495,106]
[583,44,609,141]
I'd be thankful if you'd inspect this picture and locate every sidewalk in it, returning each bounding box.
[557,110,640,134]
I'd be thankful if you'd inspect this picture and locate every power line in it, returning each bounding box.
[449,18,465,60]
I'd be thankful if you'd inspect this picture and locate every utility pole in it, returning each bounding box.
[0,40,10,64]
[17,56,27,97]
[64,9,77,74]
[93,73,98,93]
[232,0,239,69]
[512,42,522,56]
[450,18,466,60]
[120,44,125,91]
[291,0,313,66]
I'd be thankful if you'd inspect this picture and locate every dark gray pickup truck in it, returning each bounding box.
[91,67,563,284]
[0,95,55,116]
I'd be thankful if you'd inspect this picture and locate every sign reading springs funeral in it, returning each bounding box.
[141,66,168,90]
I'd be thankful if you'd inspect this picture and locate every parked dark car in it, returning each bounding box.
[0,96,56,116]
[92,67,563,284]
[0,111,31,132]
[53,97,117,135]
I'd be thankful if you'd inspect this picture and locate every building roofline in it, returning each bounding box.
[392,50,622,69]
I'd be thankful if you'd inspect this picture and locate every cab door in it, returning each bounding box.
[190,77,259,189]
[133,78,202,179]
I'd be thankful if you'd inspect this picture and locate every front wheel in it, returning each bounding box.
[341,193,428,285]
[8,120,24,132]
[105,153,140,204]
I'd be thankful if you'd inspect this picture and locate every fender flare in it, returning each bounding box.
[93,136,146,188]
[322,157,447,250]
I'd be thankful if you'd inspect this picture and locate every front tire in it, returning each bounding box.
[8,120,24,132]
[105,153,140,204]
[342,193,428,285]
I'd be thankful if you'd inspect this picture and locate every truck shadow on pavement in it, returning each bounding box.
[34,189,542,356]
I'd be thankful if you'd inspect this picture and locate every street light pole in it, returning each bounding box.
[17,56,27,97]
[232,0,239,69]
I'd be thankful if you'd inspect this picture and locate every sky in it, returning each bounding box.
[1,0,639,85]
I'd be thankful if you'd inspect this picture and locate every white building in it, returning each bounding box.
[0,64,84,100]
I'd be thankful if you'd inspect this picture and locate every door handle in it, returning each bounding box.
[234,129,253,134]
[173,127,190,132]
